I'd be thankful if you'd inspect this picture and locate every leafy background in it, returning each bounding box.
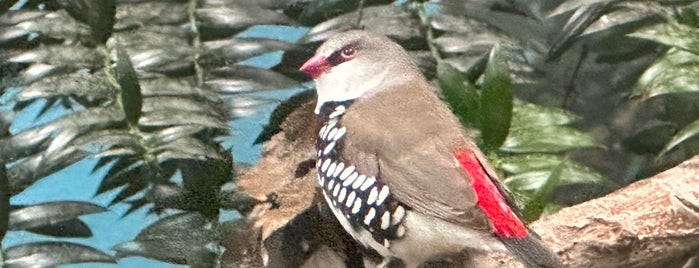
[1,0,699,267]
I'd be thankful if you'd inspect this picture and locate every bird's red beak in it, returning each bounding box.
[299,54,331,79]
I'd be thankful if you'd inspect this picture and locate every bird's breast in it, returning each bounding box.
[315,101,408,252]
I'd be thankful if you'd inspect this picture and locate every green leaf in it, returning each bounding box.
[57,0,116,45]
[521,160,564,222]
[480,44,513,150]
[495,154,566,174]
[97,159,144,196]
[9,201,105,231]
[115,44,143,127]
[501,125,597,153]
[632,48,699,98]
[113,212,217,265]
[622,120,676,154]
[438,61,481,129]
[4,242,115,268]
[511,103,578,128]
[630,22,699,55]
[502,157,608,197]
[109,182,146,206]
[25,218,93,238]
[676,8,699,28]
[661,117,699,155]
[207,65,300,93]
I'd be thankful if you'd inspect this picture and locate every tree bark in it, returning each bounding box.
[227,99,699,268]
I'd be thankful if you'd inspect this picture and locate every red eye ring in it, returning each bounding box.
[341,47,356,58]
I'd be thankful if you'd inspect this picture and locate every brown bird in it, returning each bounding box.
[300,30,563,268]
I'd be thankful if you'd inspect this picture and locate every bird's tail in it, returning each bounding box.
[500,232,564,268]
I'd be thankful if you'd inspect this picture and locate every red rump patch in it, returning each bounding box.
[455,150,527,238]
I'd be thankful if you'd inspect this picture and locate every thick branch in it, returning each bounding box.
[531,156,699,268]
[227,99,699,268]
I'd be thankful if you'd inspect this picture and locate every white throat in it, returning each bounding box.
[314,68,391,114]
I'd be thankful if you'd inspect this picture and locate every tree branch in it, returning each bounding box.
[226,99,699,267]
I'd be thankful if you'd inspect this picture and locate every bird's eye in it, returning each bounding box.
[340,47,356,59]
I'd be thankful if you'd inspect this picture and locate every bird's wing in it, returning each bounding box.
[340,83,514,233]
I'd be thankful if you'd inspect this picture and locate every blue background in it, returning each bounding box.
[2,25,308,267]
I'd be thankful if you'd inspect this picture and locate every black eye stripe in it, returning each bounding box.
[327,44,358,66]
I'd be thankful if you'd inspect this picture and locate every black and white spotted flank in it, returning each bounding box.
[316,101,407,247]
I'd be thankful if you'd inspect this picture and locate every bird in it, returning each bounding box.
[299,30,563,268]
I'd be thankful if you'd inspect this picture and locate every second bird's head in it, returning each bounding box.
[299,30,422,114]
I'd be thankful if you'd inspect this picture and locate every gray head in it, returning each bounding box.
[299,30,422,113]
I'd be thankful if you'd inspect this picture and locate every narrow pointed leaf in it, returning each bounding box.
[196,6,291,39]
[661,117,699,155]
[480,44,513,150]
[113,212,215,264]
[115,44,143,127]
[0,10,46,25]
[122,199,149,216]
[630,22,699,55]
[296,0,393,25]
[140,109,227,129]
[505,161,607,193]
[3,105,123,162]
[26,218,93,237]
[57,0,116,45]
[9,201,105,231]
[495,154,566,174]
[153,125,207,144]
[140,77,219,102]
[4,242,115,268]
[439,3,547,47]
[501,125,597,153]
[582,4,660,37]
[623,121,676,154]
[18,63,69,85]
[72,130,141,155]
[15,72,113,104]
[109,182,146,206]
[155,137,223,161]
[548,0,616,17]
[522,160,565,221]
[511,103,578,128]
[98,169,139,196]
[7,10,92,46]
[433,33,498,55]
[547,3,606,61]
[92,155,118,174]
[437,61,481,129]
[301,5,421,47]
[206,65,300,94]
[200,38,296,68]
[8,148,85,194]
[632,48,699,98]
[97,157,140,195]
[142,96,225,119]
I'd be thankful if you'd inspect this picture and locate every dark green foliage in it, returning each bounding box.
[4,241,116,268]
[626,10,699,170]
[8,202,105,231]
[480,45,513,150]
[426,0,699,219]
[115,45,142,127]
[438,61,480,129]
[113,212,218,266]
